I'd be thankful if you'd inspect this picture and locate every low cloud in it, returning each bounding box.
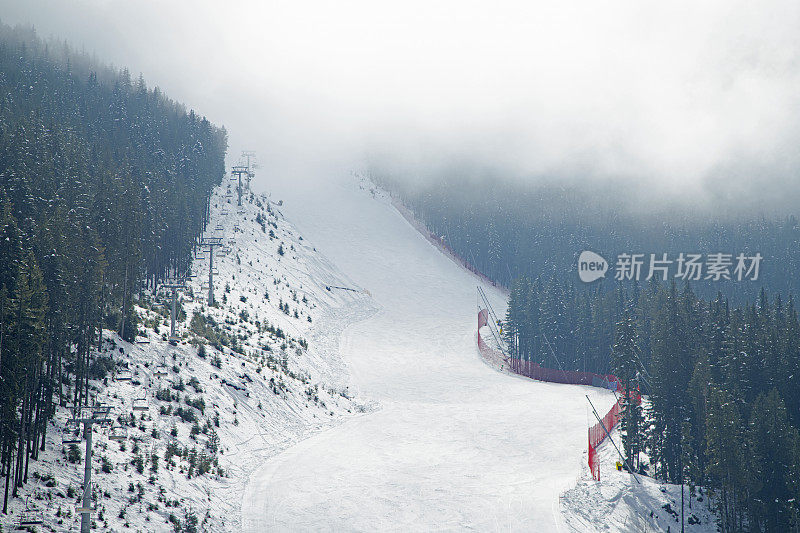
[2,0,800,211]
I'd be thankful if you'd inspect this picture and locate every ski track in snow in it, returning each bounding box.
[241,175,619,532]
[0,174,716,532]
[0,171,717,532]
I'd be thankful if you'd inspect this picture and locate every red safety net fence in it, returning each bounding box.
[588,397,623,481]
[477,308,638,481]
[508,359,621,391]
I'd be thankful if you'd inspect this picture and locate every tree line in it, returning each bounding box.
[505,276,800,531]
[0,24,226,512]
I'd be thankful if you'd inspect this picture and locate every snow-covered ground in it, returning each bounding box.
[241,175,620,531]
[0,182,377,532]
[2,172,717,532]
[561,426,717,533]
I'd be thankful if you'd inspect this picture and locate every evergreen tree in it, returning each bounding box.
[746,389,800,532]
[611,307,643,469]
[648,280,692,482]
[705,387,747,533]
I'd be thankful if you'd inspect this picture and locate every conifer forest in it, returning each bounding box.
[0,25,226,511]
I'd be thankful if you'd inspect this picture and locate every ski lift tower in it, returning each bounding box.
[198,236,223,306]
[159,277,189,345]
[68,402,113,533]
[246,169,255,192]
[242,150,257,192]
[242,150,256,170]
[231,165,249,206]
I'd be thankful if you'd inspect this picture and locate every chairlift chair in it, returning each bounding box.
[132,396,149,412]
[19,496,44,526]
[154,365,169,378]
[19,510,45,526]
[108,425,128,442]
[91,403,112,420]
[115,369,132,381]
[62,424,81,445]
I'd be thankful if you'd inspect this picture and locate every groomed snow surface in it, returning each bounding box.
[241,176,623,532]
[1,174,716,532]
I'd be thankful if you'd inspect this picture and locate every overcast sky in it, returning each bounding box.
[2,0,800,207]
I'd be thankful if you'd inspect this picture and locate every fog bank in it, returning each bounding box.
[2,0,799,210]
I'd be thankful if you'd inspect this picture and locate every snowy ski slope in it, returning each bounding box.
[241,175,618,531]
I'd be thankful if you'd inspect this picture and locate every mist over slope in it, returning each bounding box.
[372,169,800,302]
[1,0,799,205]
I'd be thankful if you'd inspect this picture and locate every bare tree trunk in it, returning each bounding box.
[58,345,63,407]
[13,392,26,496]
[119,258,130,338]
[0,291,4,440]
[97,274,105,352]
[84,323,91,404]
[2,437,11,514]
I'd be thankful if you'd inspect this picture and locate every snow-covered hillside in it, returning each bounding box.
[1,182,376,532]
[241,174,620,531]
[3,175,718,533]
[242,173,718,532]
